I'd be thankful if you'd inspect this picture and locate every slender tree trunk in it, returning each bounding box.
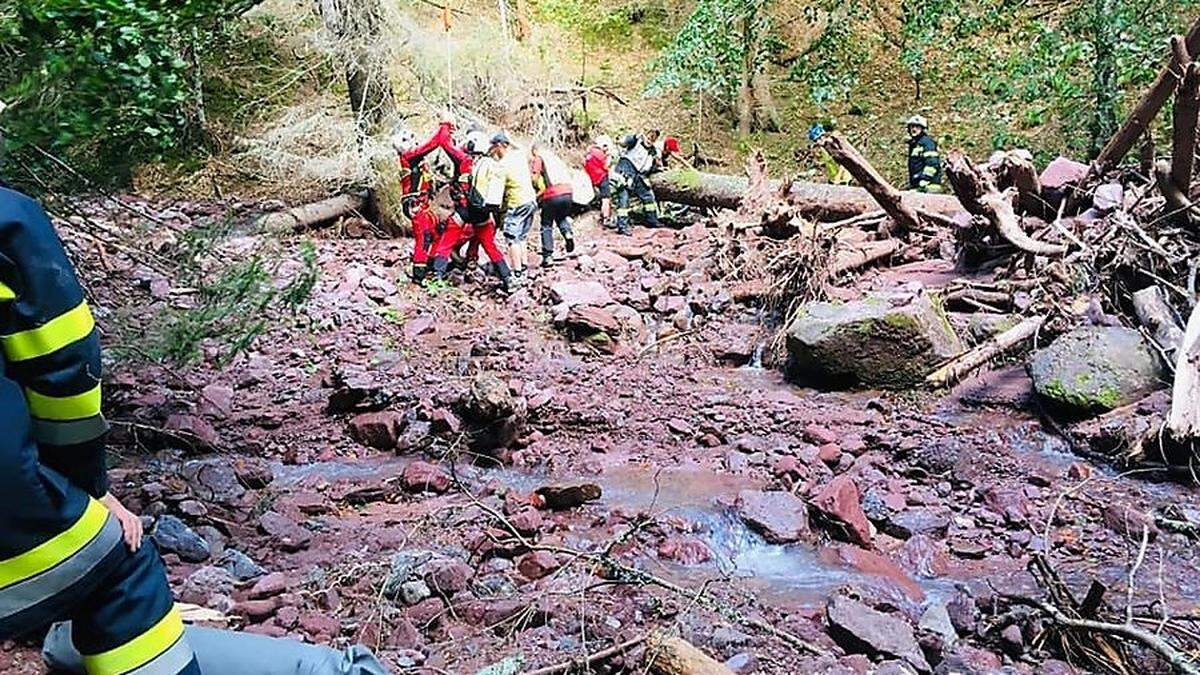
[318,0,396,137]
[1090,0,1121,156]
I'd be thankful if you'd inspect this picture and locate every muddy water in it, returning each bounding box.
[273,455,951,608]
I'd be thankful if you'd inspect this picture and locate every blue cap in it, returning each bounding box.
[808,124,826,142]
[490,131,511,147]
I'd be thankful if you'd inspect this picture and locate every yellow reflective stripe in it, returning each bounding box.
[83,607,185,675]
[1,301,95,362]
[924,150,940,158]
[0,282,14,301]
[25,383,102,421]
[0,498,108,589]
[922,166,938,176]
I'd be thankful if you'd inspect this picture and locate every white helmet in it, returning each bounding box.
[464,130,491,156]
[390,127,418,154]
[594,134,614,153]
[905,115,929,130]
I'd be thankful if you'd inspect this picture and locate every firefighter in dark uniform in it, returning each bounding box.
[612,134,660,236]
[905,115,944,193]
[0,176,200,674]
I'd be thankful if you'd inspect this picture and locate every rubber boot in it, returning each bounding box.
[494,260,515,293]
[411,263,427,284]
[431,256,450,281]
[565,236,576,254]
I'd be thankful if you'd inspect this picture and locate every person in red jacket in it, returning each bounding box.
[584,135,614,223]
[393,117,467,283]
[529,142,575,266]
[428,131,514,292]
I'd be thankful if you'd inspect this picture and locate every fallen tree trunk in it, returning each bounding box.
[646,636,733,675]
[1094,21,1200,173]
[945,152,1068,256]
[1168,301,1200,439]
[817,133,923,236]
[649,170,962,222]
[830,238,900,276]
[927,315,1045,388]
[257,192,369,232]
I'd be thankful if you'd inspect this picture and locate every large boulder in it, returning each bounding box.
[785,289,962,389]
[1028,326,1165,415]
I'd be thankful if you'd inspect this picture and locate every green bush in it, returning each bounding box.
[0,0,258,190]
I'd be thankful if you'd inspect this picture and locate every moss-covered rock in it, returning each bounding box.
[1028,326,1165,415]
[785,289,963,389]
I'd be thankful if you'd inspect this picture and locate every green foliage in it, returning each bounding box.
[789,0,1200,158]
[0,0,259,189]
[645,0,772,106]
[144,221,319,365]
[535,0,668,47]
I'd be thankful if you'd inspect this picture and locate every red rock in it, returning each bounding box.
[198,384,234,419]
[817,443,843,465]
[657,537,713,565]
[517,551,560,580]
[244,622,287,638]
[249,572,291,599]
[166,414,219,450]
[407,598,445,626]
[403,315,436,339]
[233,598,280,621]
[426,560,474,594]
[299,611,340,638]
[1040,156,1089,190]
[812,476,873,547]
[275,605,300,629]
[821,544,925,602]
[771,455,802,480]
[550,280,613,307]
[402,461,451,493]
[257,512,311,552]
[565,305,621,336]
[389,618,424,649]
[508,508,543,535]
[348,411,404,449]
[482,599,527,625]
[429,408,461,434]
[981,486,1032,527]
[803,423,839,445]
[290,491,332,515]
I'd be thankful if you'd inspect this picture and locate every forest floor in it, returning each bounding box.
[3,196,1200,674]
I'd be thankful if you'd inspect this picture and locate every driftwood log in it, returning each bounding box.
[649,170,962,222]
[1132,286,1185,355]
[1094,18,1200,173]
[945,151,1068,256]
[258,192,369,232]
[926,315,1045,388]
[646,636,734,675]
[1168,301,1200,439]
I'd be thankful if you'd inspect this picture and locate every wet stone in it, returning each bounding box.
[257,511,311,552]
[399,580,432,606]
[735,490,812,544]
[151,515,211,563]
[217,548,267,581]
[812,476,873,547]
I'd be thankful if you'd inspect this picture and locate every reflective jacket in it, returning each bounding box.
[0,186,124,636]
[907,133,943,191]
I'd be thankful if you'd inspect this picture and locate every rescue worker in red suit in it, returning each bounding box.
[393,119,466,283]
[428,131,515,292]
[584,135,614,224]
